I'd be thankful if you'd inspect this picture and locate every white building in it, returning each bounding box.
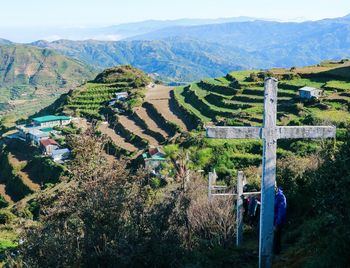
[51,148,70,162]
[115,92,129,101]
[27,129,50,146]
[298,87,323,99]
[32,115,71,128]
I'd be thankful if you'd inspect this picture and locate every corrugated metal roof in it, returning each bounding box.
[298,86,318,92]
[52,148,70,156]
[33,115,71,123]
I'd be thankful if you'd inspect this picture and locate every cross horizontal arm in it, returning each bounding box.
[206,126,262,139]
[276,126,336,139]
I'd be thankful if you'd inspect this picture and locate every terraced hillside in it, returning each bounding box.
[174,60,350,128]
[55,61,350,160]
[2,61,350,216]
[0,140,65,203]
[55,65,189,157]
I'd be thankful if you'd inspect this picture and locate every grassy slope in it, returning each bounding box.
[0,44,96,118]
[170,61,350,180]
[174,60,350,127]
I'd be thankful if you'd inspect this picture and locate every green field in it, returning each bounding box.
[174,64,350,127]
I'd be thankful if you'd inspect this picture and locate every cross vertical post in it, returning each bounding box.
[259,78,278,268]
[208,172,213,201]
[236,171,244,246]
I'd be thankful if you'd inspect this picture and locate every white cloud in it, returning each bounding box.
[91,34,123,41]
[41,35,63,41]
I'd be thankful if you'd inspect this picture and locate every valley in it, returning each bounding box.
[0,60,350,267]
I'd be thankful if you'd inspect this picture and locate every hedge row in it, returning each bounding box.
[198,81,238,96]
[24,157,66,185]
[233,95,264,104]
[130,112,166,143]
[110,116,148,149]
[104,139,133,158]
[171,90,203,129]
[204,93,252,110]
[142,102,180,136]
[184,87,235,119]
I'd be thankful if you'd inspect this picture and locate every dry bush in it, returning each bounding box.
[185,177,236,249]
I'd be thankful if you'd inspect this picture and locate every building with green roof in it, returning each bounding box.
[142,147,167,171]
[32,115,71,128]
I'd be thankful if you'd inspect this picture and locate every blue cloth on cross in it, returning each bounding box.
[274,188,287,226]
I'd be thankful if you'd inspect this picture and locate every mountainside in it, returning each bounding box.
[0,44,96,117]
[40,60,350,159]
[24,15,350,85]
[30,39,248,83]
[0,38,12,45]
[1,61,350,267]
[128,16,350,67]
[129,16,350,49]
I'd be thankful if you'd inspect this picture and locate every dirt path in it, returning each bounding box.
[74,117,137,152]
[145,85,189,131]
[0,184,14,204]
[98,122,138,152]
[72,117,89,131]
[324,93,350,100]
[134,107,169,139]
[8,153,40,191]
[118,115,159,146]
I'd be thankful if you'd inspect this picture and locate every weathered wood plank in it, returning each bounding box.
[277,126,336,139]
[259,78,278,268]
[236,171,244,247]
[208,172,213,201]
[206,126,262,139]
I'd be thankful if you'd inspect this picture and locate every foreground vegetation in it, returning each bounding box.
[5,129,255,267]
[0,127,347,267]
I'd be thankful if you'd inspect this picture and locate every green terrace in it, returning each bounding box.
[65,83,132,119]
[174,66,350,127]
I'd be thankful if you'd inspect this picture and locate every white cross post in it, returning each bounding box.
[206,78,336,268]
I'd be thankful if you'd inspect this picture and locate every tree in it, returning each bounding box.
[12,127,244,267]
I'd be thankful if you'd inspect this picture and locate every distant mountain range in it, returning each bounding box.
[1,14,350,117]
[0,17,259,43]
[29,38,250,82]
[24,14,350,81]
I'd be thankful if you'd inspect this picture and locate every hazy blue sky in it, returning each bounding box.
[1,0,350,28]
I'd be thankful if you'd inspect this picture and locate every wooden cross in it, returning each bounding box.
[206,78,336,268]
[208,170,260,247]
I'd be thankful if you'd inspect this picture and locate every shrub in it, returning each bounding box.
[0,196,8,208]
[0,210,15,224]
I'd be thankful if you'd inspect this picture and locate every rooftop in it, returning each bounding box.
[40,139,59,147]
[52,148,70,156]
[28,129,50,137]
[116,92,128,96]
[33,115,71,123]
[298,86,319,92]
[40,127,54,132]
